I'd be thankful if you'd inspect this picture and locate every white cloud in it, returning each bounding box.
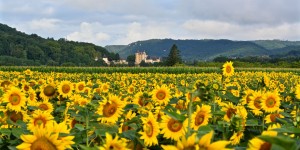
[182,19,300,40]
[66,22,111,45]
[29,18,61,30]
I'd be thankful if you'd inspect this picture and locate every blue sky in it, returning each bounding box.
[0,0,299,46]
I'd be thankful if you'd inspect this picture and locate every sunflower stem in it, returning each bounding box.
[187,92,193,137]
[86,108,89,147]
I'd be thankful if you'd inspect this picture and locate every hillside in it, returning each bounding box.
[106,39,300,61]
[0,23,118,66]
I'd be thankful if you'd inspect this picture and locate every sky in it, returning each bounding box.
[0,0,299,46]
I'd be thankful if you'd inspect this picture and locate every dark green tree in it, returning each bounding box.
[166,44,182,66]
[127,54,135,66]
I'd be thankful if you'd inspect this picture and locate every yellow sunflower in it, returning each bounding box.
[57,80,73,98]
[160,112,187,141]
[222,61,234,77]
[75,81,86,93]
[101,82,110,93]
[6,110,30,123]
[198,131,231,150]
[151,84,171,105]
[295,84,300,100]
[247,130,277,150]
[17,122,74,150]
[99,132,129,150]
[248,91,263,116]
[39,83,57,101]
[97,94,125,124]
[133,92,151,107]
[139,112,160,147]
[161,133,199,150]
[27,89,37,106]
[261,90,281,113]
[191,104,212,130]
[37,100,54,113]
[27,110,54,131]
[2,87,26,112]
[240,89,254,105]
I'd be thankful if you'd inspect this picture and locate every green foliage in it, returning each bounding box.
[166,44,182,66]
[0,23,116,66]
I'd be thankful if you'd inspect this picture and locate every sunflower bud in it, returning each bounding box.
[231,115,244,132]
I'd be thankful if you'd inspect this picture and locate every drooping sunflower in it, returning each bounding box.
[16,122,74,150]
[198,131,231,150]
[57,80,73,98]
[222,61,234,77]
[264,111,284,124]
[27,110,54,131]
[151,84,171,105]
[99,132,129,150]
[2,87,26,112]
[139,112,160,147]
[161,133,199,150]
[191,104,212,130]
[261,90,281,113]
[160,112,187,141]
[97,94,125,124]
[221,102,237,122]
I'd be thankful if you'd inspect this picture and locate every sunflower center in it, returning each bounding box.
[39,104,49,111]
[43,85,56,97]
[195,113,205,126]
[270,114,280,122]
[24,85,30,91]
[167,118,183,132]
[103,103,117,117]
[9,93,21,105]
[71,119,77,128]
[259,142,271,150]
[156,90,166,100]
[62,84,71,94]
[226,108,237,119]
[145,122,153,137]
[9,111,23,123]
[254,98,262,109]
[226,66,232,73]
[31,137,57,150]
[78,84,84,91]
[34,118,47,127]
[266,98,276,108]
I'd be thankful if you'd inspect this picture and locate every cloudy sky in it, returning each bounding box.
[0,0,299,46]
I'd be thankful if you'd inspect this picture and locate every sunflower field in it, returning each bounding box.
[0,62,300,150]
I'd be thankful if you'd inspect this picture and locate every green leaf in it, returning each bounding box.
[124,104,139,111]
[246,119,258,126]
[121,130,137,140]
[12,128,23,138]
[273,127,300,134]
[162,109,186,122]
[0,128,11,136]
[75,124,85,131]
[196,125,213,137]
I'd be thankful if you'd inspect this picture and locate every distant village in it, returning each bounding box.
[101,51,161,66]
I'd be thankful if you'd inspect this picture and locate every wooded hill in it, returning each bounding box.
[105,39,300,61]
[0,23,119,66]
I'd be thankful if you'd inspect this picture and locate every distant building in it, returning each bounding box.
[102,57,110,65]
[135,51,160,65]
[113,59,128,65]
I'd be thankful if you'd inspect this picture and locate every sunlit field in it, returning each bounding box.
[1,62,300,150]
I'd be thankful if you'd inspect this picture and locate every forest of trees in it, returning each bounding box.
[0,23,119,66]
